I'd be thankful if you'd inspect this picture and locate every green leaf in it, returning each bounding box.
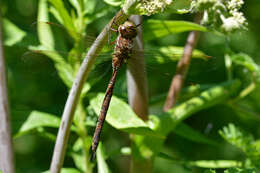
[103,0,122,6]
[15,111,61,137]
[36,127,57,141]
[219,124,254,151]
[148,46,210,64]
[132,80,241,160]
[166,0,191,14]
[48,0,78,39]
[204,170,216,173]
[158,153,242,168]
[168,81,241,124]
[71,153,85,172]
[49,6,64,24]
[2,18,26,46]
[84,0,97,14]
[42,168,81,173]
[90,93,158,136]
[224,168,256,173]
[69,0,81,15]
[38,0,55,49]
[189,160,242,168]
[230,53,259,72]
[97,143,111,173]
[144,20,207,41]
[71,138,92,172]
[27,48,75,88]
[230,53,260,82]
[174,122,218,146]
[219,124,260,168]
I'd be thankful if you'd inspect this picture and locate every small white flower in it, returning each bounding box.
[139,0,173,15]
[221,11,246,32]
[221,17,241,32]
[234,11,246,24]
[227,0,244,10]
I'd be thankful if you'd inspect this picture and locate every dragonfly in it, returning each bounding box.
[90,20,140,160]
[21,19,215,160]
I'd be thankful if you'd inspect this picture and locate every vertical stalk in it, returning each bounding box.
[127,15,151,173]
[163,13,202,112]
[0,9,15,173]
[127,15,148,120]
[50,10,129,173]
[74,100,93,173]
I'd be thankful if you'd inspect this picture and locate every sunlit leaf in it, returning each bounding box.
[224,168,256,173]
[204,168,256,173]
[90,93,159,136]
[144,20,207,41]
[49,6,64,24]
[2,18,26,46]
[158,153,242,168]
[149,46,210,64]
[38,0,55,49]
[16,111,61,137]
[84,0,97,14]
[69,0,81,15]
[103,0,122,6]
[189,160,242,168]
[42,168,81,173]
[71,138,92,171]
[132,80,241,160]
[48,0,78,39]
[97,143,111,173]
[230,53,260,82]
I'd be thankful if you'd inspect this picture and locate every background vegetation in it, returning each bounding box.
[1,0,260,172]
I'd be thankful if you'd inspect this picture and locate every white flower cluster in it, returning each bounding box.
[227,0,244,11]
[139,0,173,16]
[191,0,247,33]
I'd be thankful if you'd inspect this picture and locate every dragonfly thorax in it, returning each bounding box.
[118,21,138,39]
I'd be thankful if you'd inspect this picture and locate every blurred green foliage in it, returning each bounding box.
[2,0,260,172]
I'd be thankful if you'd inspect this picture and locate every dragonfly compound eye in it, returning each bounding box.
[119,21,138,39]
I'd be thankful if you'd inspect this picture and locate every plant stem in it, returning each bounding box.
[0,10,15,173]
[163,13,202,112]
[49,10,129,173]
[74,100,93,173]
[127,15,151,173]
[127,15,148,121]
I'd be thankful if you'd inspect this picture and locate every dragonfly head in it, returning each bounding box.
[118,21,138,39]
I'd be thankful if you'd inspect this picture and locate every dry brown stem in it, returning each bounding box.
[0,10,15,173]
[163,14,202,112]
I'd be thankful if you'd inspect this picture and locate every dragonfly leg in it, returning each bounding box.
[136,22,142,28]
[108,26,118,45]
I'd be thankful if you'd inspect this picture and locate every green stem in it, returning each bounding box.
[74,100,93,173]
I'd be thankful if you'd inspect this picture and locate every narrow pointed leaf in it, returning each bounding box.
[42,168,81,173]
[97,143,110,173]
[144,20,207,41]
[174,122,218,146]
[2,18,26,46]
[16,111,61,137]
